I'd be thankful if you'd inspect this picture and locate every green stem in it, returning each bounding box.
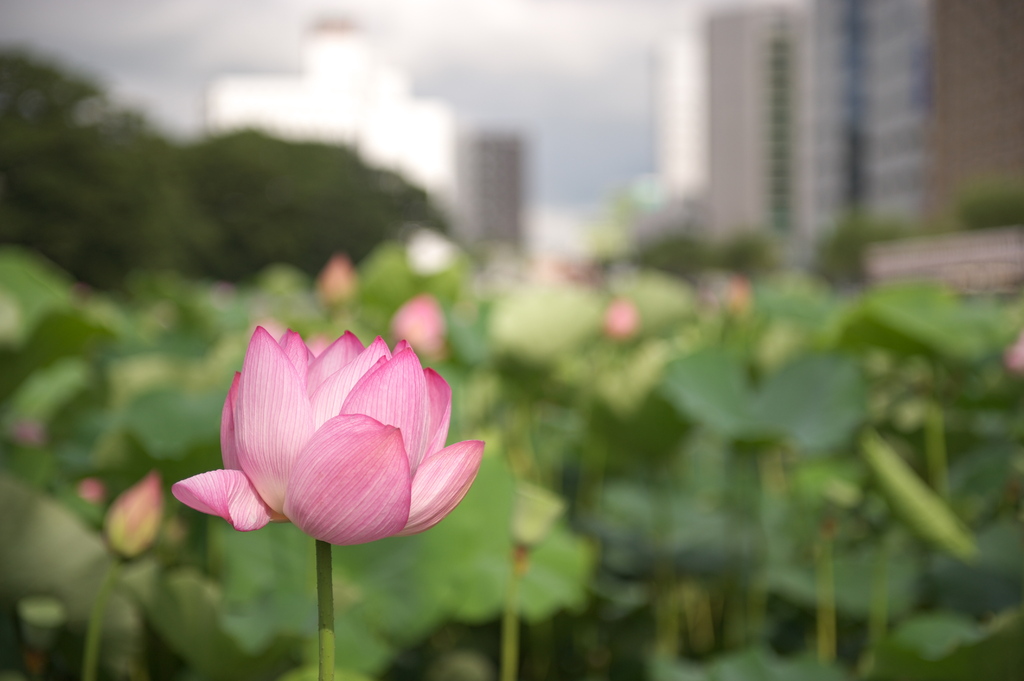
[926,400,948,498]
[316,540,335,681]
[815,533,836,662]
[501,546,527,681]
[82,558,122,681]
[869,539,890,644]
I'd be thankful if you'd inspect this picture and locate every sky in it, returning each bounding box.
[0,0,758,253]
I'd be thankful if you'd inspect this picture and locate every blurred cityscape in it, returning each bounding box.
[1,0,1024,288]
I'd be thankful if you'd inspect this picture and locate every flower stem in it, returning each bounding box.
[501,545,528,681]
[316,539,335,681]
[82,558,122,681]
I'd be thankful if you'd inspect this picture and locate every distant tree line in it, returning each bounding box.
[0,50,447,288]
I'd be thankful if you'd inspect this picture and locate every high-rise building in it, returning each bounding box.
[806,0,930,239]
[927,0,1024,215]
[706,4,806,243]
[655,18,707,205]
[454,129,525,247]
[205,20,458,211]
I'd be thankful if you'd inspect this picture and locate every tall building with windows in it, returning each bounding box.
[706,4,806,243]
[206,20,458,212]
[453,129,525,247]
[806,0,931,239]
[927,0,1024,215]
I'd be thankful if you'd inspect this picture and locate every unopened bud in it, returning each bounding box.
[104,471,163,559]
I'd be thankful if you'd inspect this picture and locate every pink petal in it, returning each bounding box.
[306,331,365,395]
[278,329,313,388]
[284,414,411,545]
[172,469,273,532]
[341,348,430,474]
[309,337,391,428]
[423,369,452,458]
[398,440,484,536]
[220,372,241,470]
[393,339,412,354]
[234,327,316,513]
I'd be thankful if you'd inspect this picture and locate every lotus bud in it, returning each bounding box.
[76,477,107,505]
[727,275,752,316]
[511,481,565,550]
[391,293,447,360]
[104,471,163,559]
[10,418,47,447]
[603,297,640,341]
[1005,329,1024,374]
[317,253,358,307]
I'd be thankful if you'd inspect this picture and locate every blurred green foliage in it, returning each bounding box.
[1,240,1023,681]
[955,176,1024,232]
[0,50,446,289]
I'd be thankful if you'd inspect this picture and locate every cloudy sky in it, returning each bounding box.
[0,0,756,249]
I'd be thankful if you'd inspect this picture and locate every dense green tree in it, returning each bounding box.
[0,50,447,288]
[635,231,778,279]
[178,130,445,282]
[815,212,909,285]
[955,176,1024,231]
[0,50,212,288]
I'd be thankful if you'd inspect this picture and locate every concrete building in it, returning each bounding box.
[655,19,707,207]
[927,0,1024,216]
[806,0,931,240]
[706,4,806,245]
[454,129,525,247]
[205,20,458,211]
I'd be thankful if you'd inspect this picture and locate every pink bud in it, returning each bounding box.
[317,253,358,306]
[1005,330,1024,374]
[603,297,641,341]
[9,419,47,447]
[104,471,163,559]
[77,477,107,505]
[727,275,752,316]
[391,294,447,359]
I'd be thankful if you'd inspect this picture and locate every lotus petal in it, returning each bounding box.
[398,440,484,535]
[172,469,273,532]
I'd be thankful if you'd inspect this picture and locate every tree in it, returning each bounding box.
[815,212,909,285]
[955,176,1024,231]
[177,130,446,282]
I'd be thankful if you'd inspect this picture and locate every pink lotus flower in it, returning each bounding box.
[172,327,484,545]
[105,471,163,558]
[603,297,641,341]
[317,253,358,306]
[77,477,108,505]
[391,293,447,359]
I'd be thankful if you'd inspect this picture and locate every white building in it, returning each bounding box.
[655,19,707,205]
[706,3,808,245]
[206,19,458,212]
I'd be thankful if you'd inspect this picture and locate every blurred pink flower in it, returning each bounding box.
[172,327,484,545]
[77,477,107,505]
[9,419,47,447]
[1005,329,1024,374]
[105,471,163,558]
[603,297,641,341]
[317,253,358,306]
[391,294,447,360]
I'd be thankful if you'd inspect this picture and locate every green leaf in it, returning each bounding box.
[217,522,315,654]
[708,647,846,681]
[661,348,755,437]
[866,610,1024,681]
[0,474,138,670]
[124,562,289,681]
[0,247,72,347]
[754,354,867,452]
[489,286,603,366]
[0,310,110,403]
[861,431,976,560]
[122,387,223,460]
